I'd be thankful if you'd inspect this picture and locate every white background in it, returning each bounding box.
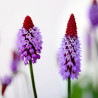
[0,0,96,98]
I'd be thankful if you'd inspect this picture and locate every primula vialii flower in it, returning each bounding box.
[58,14,81,80]
[17,16,42,65]
[1,76,12,96]
[89,0,98,26]
[11,51,20,73]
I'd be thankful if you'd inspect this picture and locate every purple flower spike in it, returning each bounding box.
[1,75,12,96]
[17,16,43,65]
[58,14,81,80]
[11,51,20,73]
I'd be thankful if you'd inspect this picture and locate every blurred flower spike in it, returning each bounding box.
[1,75,12,96]
[11,50,20,73]
[89,0,98,27]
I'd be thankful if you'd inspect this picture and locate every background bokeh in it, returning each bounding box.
[0,0,98,98]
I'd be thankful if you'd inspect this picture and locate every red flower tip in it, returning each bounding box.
[23,15,34,31]
[2,84,7,96]
[13,51,17,59]
[66,14,77,38]
[93,0,97,4]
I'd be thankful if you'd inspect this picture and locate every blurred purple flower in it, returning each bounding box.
[89,0,98,26]
[11,51,20,73]
[1,75,12,96]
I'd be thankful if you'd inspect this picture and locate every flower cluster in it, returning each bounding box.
[58,14,81,80]
[1,76,12,95]
[89,0,98,26]
[17,16,42,65]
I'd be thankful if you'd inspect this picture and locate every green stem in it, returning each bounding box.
[29,60,37,98]
[68,76,71,98]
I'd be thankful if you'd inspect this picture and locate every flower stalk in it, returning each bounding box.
[68,76,71,98]
[29,60,37,98]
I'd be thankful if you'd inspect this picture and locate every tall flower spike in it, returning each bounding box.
[17,15,42,98]
[17,16,43,65]
[58,14,81,80]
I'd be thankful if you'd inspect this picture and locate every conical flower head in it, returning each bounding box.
[17,16,43,65]
[89,0,98,26]
[58,14,81,80]
[23,16,34,31]
[66,14,77,38]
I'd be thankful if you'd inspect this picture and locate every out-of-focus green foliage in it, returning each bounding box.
[72,77,98,98]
